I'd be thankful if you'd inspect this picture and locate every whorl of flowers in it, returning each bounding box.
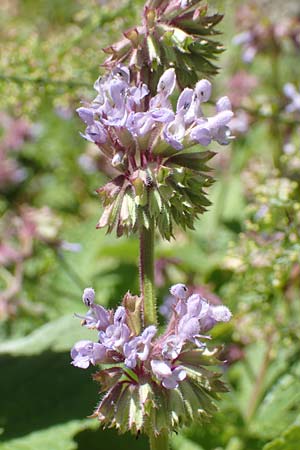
[103,0,224,89]
[71,284,231,435]
[77,66,233,239]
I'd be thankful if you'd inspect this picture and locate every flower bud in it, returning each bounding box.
[170,283,188,299]
[82,287,95,307]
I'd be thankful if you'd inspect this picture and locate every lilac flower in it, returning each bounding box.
[81,121,107,145]
[169,283,189,300]
[199,304,232,332]
[77,65,233,163]
[99,306,131,350]
[151,360,186,389]
[162,334,183,360]
[284,83,300,113]
[124,325,157,368]
[233,31,257,63]
[71,284,231,396]
[77,107,95,125]
[156,68,176,100]
[159,295,176,319]
[163,111,186,150]
[82,287,96,307]
[71,340,106,368]
[76,287,111,331]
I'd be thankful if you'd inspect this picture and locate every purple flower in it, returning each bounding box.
[194,79,212,103]
[199,304,232,332]
[151,360,186,389]
[284,83,300,113]
[129,83,149,106]
[76,288,111,331]
[81,121,107,145]
[124,325,157,368]
[71,340,106,369]
[82,287,96,307]
[216,96,232,113]
[126,112,154,137]
[99,306,131,350]
[76,107,95,125]
[189,125,212,146]
[157,68,176,98]
[169,283,189,300]
[159,295,176,319]
[176,88,193,115]
[77,65,233,166]
[162,334,183,360]
[163,112,186,150]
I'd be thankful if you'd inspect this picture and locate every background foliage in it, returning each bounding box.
[1,0,300,449]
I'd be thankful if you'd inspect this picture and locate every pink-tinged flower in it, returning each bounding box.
[151,360,186,389]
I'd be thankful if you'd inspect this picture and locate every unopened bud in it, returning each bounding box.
[170,283,188,300]
[82,288,95,307]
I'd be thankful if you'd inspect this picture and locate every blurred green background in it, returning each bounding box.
[1,0,300,449]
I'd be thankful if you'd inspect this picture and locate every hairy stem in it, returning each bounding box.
[139,218,157,327]
[149,430,170,450]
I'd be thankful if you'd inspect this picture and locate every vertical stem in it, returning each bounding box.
[149,430,170,450]
[139,218,157,327]
[269,49,283,170]
[245,333,274,423]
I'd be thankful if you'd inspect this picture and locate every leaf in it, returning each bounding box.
[171,433,205,450]
[165,151,216,171]
[263,418,300,450]
[250,362,300,439]
[0,420,96,450]
[0,315,96,356]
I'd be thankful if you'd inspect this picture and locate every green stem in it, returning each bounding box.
[149,430,170,450]
[139,218,157,327]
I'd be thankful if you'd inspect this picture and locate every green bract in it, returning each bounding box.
[92,347,227,435]
[104,0,224,88]
[96,151,215,239]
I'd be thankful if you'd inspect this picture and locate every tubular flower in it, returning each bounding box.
[71,284,231,435]
[77,66,233,239]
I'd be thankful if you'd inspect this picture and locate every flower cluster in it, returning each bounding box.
[71,284,231,434]
[77,66,233,238]
[78,66,233,157]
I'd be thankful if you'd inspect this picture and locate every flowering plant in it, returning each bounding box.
[71,1,233,448]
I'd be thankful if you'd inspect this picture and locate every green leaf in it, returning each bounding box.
[165,151,216,171]
[263,418,300,450]
[0,420,96,450]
